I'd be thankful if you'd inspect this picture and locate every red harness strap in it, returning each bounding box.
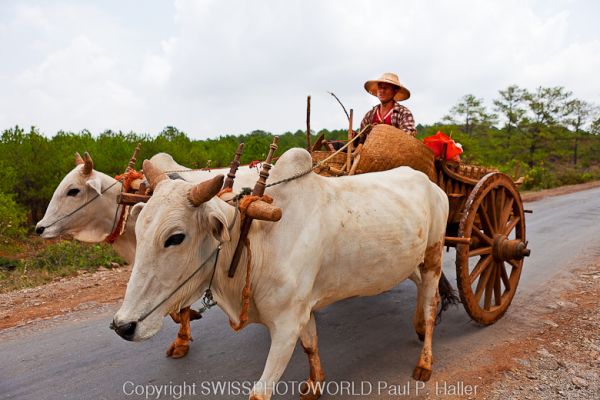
[105,170,144,244]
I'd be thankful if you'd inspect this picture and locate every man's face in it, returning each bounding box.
[377,82,399,104]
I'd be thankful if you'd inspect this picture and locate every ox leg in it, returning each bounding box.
[249,312,309,400]
[409,269,425,340]
[299,312,325,400]
[166,307,194,358]
[412,267,426,342]
[412,242,443,382]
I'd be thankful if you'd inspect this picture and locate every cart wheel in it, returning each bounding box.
[456,172,529,325]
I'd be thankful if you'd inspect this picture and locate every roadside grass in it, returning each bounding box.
[0,236,123,293]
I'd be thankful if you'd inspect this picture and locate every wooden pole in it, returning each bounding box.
[228,137,279,278]
[127,143,141,172]
[223,143,244,190]
[346,109,353,171]
[306,96,311,150]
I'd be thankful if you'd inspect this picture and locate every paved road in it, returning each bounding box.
[1,187,600,400]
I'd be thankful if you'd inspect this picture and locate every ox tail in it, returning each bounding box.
[436,272,460,324]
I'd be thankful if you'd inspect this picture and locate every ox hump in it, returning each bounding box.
[270,148,312,182]
[148,153,187,173]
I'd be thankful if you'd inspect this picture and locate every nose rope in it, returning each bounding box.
[42,180,122,229]
[136,245,222,323]
[136,203,239,324]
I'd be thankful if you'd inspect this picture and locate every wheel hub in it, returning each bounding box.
[492,234,530,262]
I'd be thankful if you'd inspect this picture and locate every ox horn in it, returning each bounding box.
[188,175,225,207]
[81,152,94,176]
[74,152,84,165]
[142,159,168,191]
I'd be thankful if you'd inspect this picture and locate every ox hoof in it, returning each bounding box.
[416,332,425,342]
[189,308,203,321]
[166,342,190,359]
[412,366,432,382]
[299,379,322,400]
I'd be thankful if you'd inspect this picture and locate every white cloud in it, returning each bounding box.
[0,0,599,138]
[141,54,172,87]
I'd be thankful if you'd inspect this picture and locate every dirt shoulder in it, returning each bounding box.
[430,257,600,399]
[0,265,130,330]
[521,179,600,203]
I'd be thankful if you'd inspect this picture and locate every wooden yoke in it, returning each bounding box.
[117,143,152,205]
[228,137,280,278]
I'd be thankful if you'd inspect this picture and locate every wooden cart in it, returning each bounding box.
[312,127,531,325]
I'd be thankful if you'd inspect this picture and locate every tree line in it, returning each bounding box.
[0,84,599,237]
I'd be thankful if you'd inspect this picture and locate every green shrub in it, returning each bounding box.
[0,239,124,293]
[25,240,123,271]
[0,192,27,238]
[522,164,557,190]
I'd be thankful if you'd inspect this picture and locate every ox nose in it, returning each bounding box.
[110,320,137,341]
[36,226,45,235]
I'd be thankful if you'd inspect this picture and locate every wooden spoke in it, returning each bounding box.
[507,259,521,270]
[478,204,495,235]
[483,262,496,310]
[469,255,492,284]
[498,197,515,227]
[474,263,493,303]
[497,188,506,217]
[489,190,498,231]
[504,215,520,236]
[471,227,493,246]
[494,262,502,306]
[469,246,492,257]
[500,262,511,292]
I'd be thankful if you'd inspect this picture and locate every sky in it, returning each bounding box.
[0,0,599,139]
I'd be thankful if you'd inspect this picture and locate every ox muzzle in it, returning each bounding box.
[110,319,137,341]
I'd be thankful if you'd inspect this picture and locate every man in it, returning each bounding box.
[359,72,417,143]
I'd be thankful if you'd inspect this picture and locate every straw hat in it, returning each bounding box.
[364,72,411,101]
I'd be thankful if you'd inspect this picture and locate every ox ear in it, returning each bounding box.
[206,208,230,243]
[86,177,102,195]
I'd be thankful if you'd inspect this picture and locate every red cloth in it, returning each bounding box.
[423,131,463,161]
[373,107,393,125]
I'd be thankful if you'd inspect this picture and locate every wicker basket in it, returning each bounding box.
[356,125,436,180]
[311,150,347,177]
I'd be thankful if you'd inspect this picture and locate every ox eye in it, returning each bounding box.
[165,233,185,248]
[67,188,80,197]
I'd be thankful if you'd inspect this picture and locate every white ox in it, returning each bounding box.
[112,148,450,400]
[35,151,258,357]
[36,152,257,262]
